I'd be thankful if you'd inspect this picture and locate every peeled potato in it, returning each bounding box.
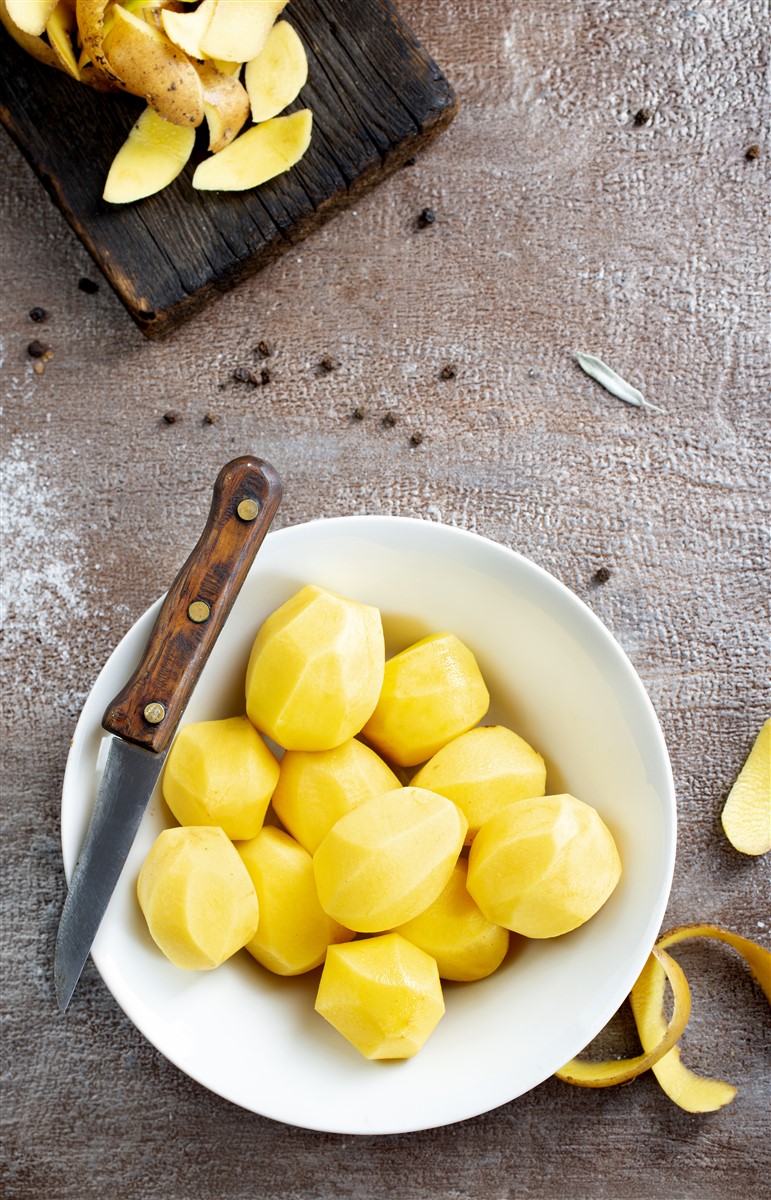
[411,724,547,843]
[161,715,279,840]
[395,860,510,982]
[102,5,205,126]
[245,583,383,752]
[467,793,621,938]
[313,786,467,932]
[192,108,312,191]
[721,719,771,856]
[271,738,401,854]
[362,633,490,768]
[315,933,445,1059]
[137,826,260,971]
[244,18,307,123]
[103,105,196,204]
[237,826,354,975]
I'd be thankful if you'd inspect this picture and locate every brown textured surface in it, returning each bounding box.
[1,2,769,1198]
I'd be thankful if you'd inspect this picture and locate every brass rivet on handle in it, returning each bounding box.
[188,600,211,623]
[143,701,166,725]
[237,498,260,522]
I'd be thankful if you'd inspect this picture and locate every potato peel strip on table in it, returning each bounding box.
[556,924,771,1111]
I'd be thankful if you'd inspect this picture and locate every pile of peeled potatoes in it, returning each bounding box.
[0,0,312,202]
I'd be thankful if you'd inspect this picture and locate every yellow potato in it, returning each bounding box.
[244,18,307,123]
[237,827,354,975]
[315,933,445,1059]
[394,860,510,982]
[102,5,205,127]
[162,715,279,840]
[313,786,467,932]
[192,108,312,191]
[411,724,546,842]
[271,738,401,854]
[245,584,383,751]
[197,60,250,153]
[137,826,259,970]
[362,633,490,767]
[200,0,287,63]
[467,794,622,938]
[103,105,196,204]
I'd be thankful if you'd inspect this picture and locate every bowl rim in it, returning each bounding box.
[61,514,677,1132]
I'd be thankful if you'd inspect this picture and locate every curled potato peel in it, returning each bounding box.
[557,924,771,1110]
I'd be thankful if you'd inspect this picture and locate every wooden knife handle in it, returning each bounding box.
[102,456,282,753]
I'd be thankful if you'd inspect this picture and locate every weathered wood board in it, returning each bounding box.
[0,0,457,338]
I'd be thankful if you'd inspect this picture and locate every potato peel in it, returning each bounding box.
[556,945,692,1087]
[721,719,771,856]
[557,924,771,1112]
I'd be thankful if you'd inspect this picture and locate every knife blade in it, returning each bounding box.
[54,455,282,1011]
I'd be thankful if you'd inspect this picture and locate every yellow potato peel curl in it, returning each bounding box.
[557,924,771,1111]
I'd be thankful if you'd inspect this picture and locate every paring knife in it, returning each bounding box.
[54,455,282,1012]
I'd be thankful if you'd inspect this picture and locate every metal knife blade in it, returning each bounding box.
[55,738,166,1011]
[54,455,282,1011]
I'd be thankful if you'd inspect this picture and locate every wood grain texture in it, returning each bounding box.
[1,1,769,1198]
[0,0,457,338]
[102,456,282,751]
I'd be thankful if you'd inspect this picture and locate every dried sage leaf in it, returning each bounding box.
[576,353,665,414]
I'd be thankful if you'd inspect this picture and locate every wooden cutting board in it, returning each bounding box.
[0,0,457,339]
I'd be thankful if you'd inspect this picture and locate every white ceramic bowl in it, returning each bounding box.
[61,516,676,1134]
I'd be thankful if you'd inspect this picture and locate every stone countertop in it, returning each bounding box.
[1,2,769,1198]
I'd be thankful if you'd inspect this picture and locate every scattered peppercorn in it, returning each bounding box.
[163,410,180,425]
[409,431,424,446]
[633,108,653,127]
[320,355,339,372]
[417,207,436,228]
[352,406,366,420]
[256,340,271,358]
[27,339,48,358]
[203,412,217,425]
[745,144,761,160]
[593,567,612,584]
[382,412,397,428]
[404,156,417,167]
[440,364,457,380]
[29,307,46,323]
[260,367,271,385]
[78,277,99,294]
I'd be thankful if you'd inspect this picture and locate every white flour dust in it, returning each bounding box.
[0,437,84,665]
